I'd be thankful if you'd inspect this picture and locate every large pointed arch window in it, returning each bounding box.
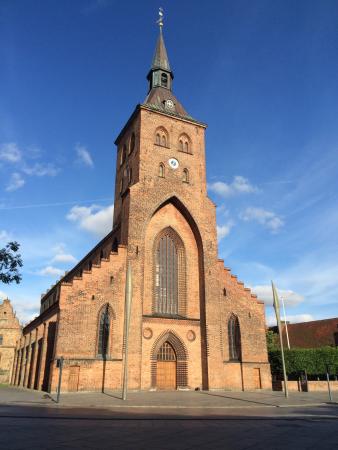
[98,305,110,357]
[228,315,241,361]
[154,228,186,316]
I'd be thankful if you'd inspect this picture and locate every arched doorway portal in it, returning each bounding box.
[151,330,188,390]
[156,341,177,390]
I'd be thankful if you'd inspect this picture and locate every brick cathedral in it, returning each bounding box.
[12,24,271,393]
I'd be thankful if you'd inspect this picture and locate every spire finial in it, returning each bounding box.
[156,7,164,31]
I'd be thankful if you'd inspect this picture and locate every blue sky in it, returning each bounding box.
[1,0,338,326]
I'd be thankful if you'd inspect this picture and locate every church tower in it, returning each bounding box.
[12,13,271,393]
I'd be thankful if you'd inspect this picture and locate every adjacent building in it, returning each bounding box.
[0,299,22,384]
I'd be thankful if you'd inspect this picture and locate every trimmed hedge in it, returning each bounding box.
[269,346,338,378]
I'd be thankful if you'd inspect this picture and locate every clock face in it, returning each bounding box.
[165,99,174,109]
[168,158,179,169]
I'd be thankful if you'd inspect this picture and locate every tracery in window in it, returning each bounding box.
[98,305,110,357]
[228,314,241,361]
[178,134,191,154]
[154,228,186,316]
[154,127,169,148]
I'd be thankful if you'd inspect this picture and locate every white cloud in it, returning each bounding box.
[266,313,314,327]
[22,162,60,177]
[0,142,21,163]
[208,176,258,198]
[240,207,284,232]
[76,144,94,168]
[67,203,114,237]
[217,222,234,240]
[0,290,8,300]
[37,266,64,277]
[51,253,77,264]
[251,284,304,306]
[0,230,10,243]
[6,172,25,192]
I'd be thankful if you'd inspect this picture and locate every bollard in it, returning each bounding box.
[56,356,64,403]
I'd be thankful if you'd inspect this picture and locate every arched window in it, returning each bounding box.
[159,163,165,178]
[120,145,126,166]
[129,133,135,154]
[154,229,186,316]
[98,305,110,357]
[178,134,191,154]
[154,127,169,148]
[161,73,168,88]
[183,168,189,183]
[228,315,241,361]
[157,341,176,361]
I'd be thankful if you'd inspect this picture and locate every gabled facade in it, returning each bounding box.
[0,299,22,384]
[12,25,271,393]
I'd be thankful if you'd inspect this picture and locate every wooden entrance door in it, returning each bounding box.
[156,342,177,390]
[68,366,80,392]
[253,368,262,389]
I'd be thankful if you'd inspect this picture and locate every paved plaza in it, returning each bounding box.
[1,386,338,449]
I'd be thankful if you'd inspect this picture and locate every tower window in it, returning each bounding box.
[129,133,135,154]
[154,127,169,148]
[183,168,189,183]
[161,73,168,88]
[228,315,241,361]
[159,163,165,178]
[178,134,191,154]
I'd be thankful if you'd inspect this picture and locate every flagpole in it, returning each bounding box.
[271,281,289,398]
[122,263,132,401]
[280,296,291,350]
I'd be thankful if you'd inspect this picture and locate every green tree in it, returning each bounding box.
[0,241,23,284]
[266,330,279,352]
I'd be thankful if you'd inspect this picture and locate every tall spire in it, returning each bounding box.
[147,8,173,92]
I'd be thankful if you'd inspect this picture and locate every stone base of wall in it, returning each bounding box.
[272,380,338,392]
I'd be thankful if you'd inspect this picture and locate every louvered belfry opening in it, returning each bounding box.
[154,227,186,316]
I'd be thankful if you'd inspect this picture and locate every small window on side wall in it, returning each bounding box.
[183,168,189,183]
[129,133,135,154]
[120,145,126,166]
[159,163,165,178]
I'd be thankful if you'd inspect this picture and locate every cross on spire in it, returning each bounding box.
[156,7,164,31]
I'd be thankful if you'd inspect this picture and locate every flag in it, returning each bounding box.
[271,280,281,327]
